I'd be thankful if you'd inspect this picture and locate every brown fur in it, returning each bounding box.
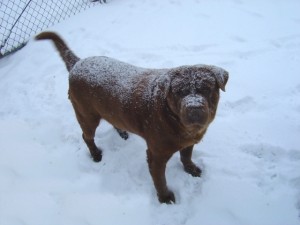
[35,31,228,204]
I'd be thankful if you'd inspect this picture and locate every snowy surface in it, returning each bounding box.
[1,0,300,224]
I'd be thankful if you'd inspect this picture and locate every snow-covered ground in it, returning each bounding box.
[0,0,300,224]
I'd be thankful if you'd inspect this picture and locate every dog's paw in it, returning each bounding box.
[115,127,129,140]
[91,149,102,162]
[158,190,176,204]
[183,163,202,177]
[119,131,129,140]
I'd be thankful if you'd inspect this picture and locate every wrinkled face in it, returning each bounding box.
[167,66,228,130]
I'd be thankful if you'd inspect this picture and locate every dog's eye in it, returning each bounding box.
[176,88,190,97]
[184,88,191,95]
[200,87,211,95]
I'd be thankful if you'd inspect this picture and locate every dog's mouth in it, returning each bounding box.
[180,95,209,128]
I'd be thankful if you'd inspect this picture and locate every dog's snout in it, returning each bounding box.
[188,107,202,122]
[182,95,206,110]
[185,94,206,108]
[181,95,209,127]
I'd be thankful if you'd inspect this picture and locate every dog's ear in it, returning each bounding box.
[211,67,229,92]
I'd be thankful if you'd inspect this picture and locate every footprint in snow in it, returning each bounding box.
[294,84,300,93]
[231,36,247,43]
[240,143,300,193]
[240,143,286,162]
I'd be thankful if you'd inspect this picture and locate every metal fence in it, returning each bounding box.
[0,0,104,58]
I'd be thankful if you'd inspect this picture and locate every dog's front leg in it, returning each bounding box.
[147,149,175,204]
[180,145,202,177]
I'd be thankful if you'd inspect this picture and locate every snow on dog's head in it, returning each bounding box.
[166,65,228,130]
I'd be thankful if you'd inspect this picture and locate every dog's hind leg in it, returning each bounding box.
[72,107,102,162]
[82,130,102,162]
[114,127,129,140]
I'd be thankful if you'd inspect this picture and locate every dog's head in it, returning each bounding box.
[166,65,228,130]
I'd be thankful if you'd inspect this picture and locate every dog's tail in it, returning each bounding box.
[35,32,80,72]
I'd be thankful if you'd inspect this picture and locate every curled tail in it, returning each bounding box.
[35,32,80,72]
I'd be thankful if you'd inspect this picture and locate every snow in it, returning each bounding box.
[0,0,300,224]
[71,55,152,104]
[182,96,205,109]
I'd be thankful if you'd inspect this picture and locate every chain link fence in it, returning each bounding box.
[0,0,104,58]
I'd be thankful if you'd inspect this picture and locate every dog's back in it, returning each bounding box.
[68,55,170,137]
[70,56,146,102]
[35,31,169,137]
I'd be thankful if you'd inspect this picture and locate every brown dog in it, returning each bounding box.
[35,32,228,204]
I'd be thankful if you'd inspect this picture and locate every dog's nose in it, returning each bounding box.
[181,95,209,127]
[187,107,203,124]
